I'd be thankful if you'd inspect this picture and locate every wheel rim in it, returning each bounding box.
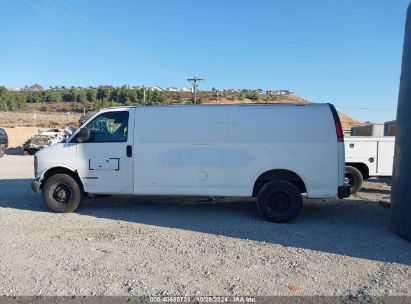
[345,174,354,187]
[267,191,292,214]
[52,183,72,204]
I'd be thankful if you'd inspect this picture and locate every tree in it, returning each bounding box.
[45,91,62,103]
[245,91,259,101]
[77,91,87,103]
[0,99,9,111]
[63,91,75,102]
[97,86,111,100]
[86,89,97,103]
[0,86,8,97]
[28,84,44,91]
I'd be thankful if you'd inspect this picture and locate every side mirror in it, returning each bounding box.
[77,128,91,143]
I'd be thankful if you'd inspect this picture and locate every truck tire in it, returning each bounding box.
[257,180,303,223]
[42,174,83,213]
[345,165,363,194]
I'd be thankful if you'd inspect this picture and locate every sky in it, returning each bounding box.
[0,0,409,123]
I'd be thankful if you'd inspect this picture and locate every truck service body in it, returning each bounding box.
[344,136,395,193]
[32,104,349,222]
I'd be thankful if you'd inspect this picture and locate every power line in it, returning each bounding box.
[24,0,184,82]
[23,0,74,29]
[335,105,397,111]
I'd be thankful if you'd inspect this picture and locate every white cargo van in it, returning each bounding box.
[31,104,350,222]
[345,136,395,193]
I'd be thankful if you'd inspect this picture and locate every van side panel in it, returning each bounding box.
[133,105,338,198]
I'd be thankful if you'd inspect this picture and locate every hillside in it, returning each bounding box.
[0,95,361,129]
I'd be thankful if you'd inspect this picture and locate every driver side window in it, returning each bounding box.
[84,111,129,143]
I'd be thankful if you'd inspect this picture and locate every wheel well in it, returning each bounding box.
[346,163,369,179]
[253,169,306,197]
[42,167,84,191]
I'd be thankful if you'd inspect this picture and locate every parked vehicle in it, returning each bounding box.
[23,126,77,155]
[345,136,395,193]
[31,104,349,222]
[0,128,8,158]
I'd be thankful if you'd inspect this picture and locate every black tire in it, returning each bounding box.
[345,166,363,194]
[42,174,83,213]
[257,180,303,223]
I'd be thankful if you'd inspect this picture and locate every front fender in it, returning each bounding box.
[36,165,77,181]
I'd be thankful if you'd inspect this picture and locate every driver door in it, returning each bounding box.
[75,109,135,194]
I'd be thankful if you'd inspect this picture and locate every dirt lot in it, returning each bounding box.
[3,127,39,151]
[0,111,79,129]
[0,155,410,298]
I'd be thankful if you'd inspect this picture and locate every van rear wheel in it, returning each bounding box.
[257,180,303,223]
[42,174,83,213]
[345,166,363,194]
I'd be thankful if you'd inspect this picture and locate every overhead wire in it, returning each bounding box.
[24,0,185,83]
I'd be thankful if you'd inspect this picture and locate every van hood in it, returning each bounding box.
[35,143,77,178]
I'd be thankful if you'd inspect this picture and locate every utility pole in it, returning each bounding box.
[390,2,411,241]
[187,77,204,104]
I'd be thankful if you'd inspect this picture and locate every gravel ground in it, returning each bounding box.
[0,155,410,297]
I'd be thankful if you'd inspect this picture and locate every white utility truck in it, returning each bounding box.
[31,104,350,222]
[345,136,395,193]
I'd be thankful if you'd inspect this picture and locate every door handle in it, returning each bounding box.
[126,145,132,157]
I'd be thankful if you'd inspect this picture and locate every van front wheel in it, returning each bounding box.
[257,180,303,223]
[42,174,83,213]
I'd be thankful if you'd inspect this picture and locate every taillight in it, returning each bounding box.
[328,103,344,142]
[335,122,344,142]
[34,155,38,177]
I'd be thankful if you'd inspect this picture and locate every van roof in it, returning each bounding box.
[103,103,329,111]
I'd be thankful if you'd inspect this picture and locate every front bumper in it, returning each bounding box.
[338,185,350,199]
[31,179,41,193]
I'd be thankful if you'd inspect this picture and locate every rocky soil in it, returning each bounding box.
[0,155,409,298]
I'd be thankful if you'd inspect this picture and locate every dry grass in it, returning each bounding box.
[0,111,79,128]
[1,98,362,131]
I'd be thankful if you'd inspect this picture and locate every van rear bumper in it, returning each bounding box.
[338,185,350,199]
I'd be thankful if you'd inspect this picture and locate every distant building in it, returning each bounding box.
[148,86,163,92]
[266,90,294,95]
[181,87,192,92]
[166,87,179,92]
[280,90,294,95]
[10,87,21,92]
[228,89,241,93]
[27,84,44,91]
[253,89,264,94]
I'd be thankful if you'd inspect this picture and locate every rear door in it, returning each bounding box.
[75,109,135,194]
